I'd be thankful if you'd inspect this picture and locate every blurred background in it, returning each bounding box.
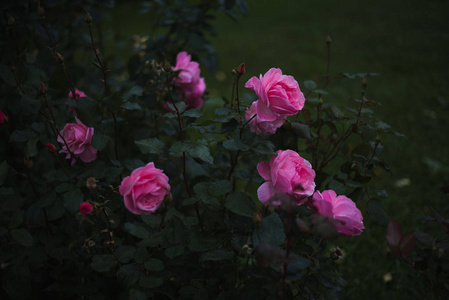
[87,0,449,298]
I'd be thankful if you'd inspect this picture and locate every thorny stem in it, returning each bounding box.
[101,208,114,245]
[166,75,203,230]
[313,101,323,167]
[227,75,243,181]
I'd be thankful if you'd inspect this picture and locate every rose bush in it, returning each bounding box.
[119,162,171,215]
[257,149,316,205]
[57,117,97,165]
[310,190,365,236]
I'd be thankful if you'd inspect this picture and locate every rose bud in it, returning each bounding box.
[46,143,56,153]
[80,202,93,215]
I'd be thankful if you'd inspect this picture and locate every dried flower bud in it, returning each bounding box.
[330,247,343,260]
[39,81,47,95]
[86,177,97,189]
[46,143,56,153]
[375,133,381,144]
[318,98,324,105]
[361,77,368,87]
[85,11,92,24]
[38,6,45,18]
[164,191,172,203]
[7,15,15,26]
[326,35,332,44]
[163,60,172,73]
[56,52,64,64]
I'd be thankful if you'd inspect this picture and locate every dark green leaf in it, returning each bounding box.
[291,122,311,139]
[124,222,149,239]
[366,198,389,226]
[313,89,328,95]
[76,97,100,127]
[253,212,285,246]
[121,102,143,111]
[10,130,37,143]
[223,139,250,151]
[0,161,8,186]
[141,214,162,228]
[199,250,233,262]
[115,246,136,264]
[0,64,16,86]
[303,80,317,90]
[144,258,164,272]
[169,140,213,164]
[129,289,147,300]
[139,276,163,289]
[24,138,39,158]
[287,256,311,272]
[135,138,165,154]
[116,264,140,288]
[91,133,109,151]
[103,92,123,111]
[124,86,143,100]
[91,255,117,272]
[327,180,346,195]
[225,192,256,217]
[11,228,33,246]
[49,68,68,96]
[182,109,202,118]
[134,247,150,263]
[165,245,184,259]
[193,180,232,196]
[63,189,83,213]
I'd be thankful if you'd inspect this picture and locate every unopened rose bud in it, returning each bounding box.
[39,81,47,95]
[80,202,93,215]
[85,11,92,24]
[326,35,332,44]
[0,110,8,124]
[56,52,64,64]
[46,143,56,153]
[163,61,172,73]
[7,15,15,26]
[164,191,172,203]
[86,177,97,189]
[253,213,262,226]
[361,77,368,87]
[233,62,245,77]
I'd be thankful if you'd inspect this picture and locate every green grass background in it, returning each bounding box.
[110,0,449,298]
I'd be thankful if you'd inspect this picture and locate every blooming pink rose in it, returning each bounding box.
[310,190,364,236]
[79,202,93,215]
[57,117,97,165]
[172,51,206,108]
[245,68,305,120]
[119,162,171,215]
[245,100,285,135]
[257,150,316,206]
[0,110,8,124]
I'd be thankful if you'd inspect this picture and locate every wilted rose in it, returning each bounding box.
[257,149,316,206]
[309,190,364,236]
[57,117,97,165]
[119,162,171,215]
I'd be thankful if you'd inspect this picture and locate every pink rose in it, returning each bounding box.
[309,190,364,236]
[119,162,171,215]
[172,51,206,109]
[79,202,93,215]
[57,117,97,165]
[245,68,305,120]
[0,110,8,124]
[257,150,316,206]
[245,100,285,135]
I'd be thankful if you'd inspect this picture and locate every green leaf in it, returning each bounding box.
[169,140,213,164]
[366,198,389,226]
[253,212,285,246]
[141,214,162,228]
[135,138,165,154]
[76,97,100,127]
[139,277,163,289]
[24,137,39,158]
[103,92,123,111]
[116,264,140,288]
[225,192,256,217]
[124,86,143,100]
[91,133,109,151]
[63,189,83,213]
[287,256,311,272]
[199,250,233,262]
[121,102,143,111]
[49,68,68,96]
[313,89,328,95]
[124,222,149,239]
[165,245,185,259]
[129,289,147,300]
[193,180,232,197]
[222,139,250,151]
[0,161,8,186]
[10,130,37,143]
[115,246,136,264]
[291,122,311,139]
[11,228,33,246]
[303,80,317,90]
[91,255,118,272]
[182,109,202,118]
[0,64,16,86]
[327,179,346,195]
[144,258,164,272]
[134,247,150,263]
